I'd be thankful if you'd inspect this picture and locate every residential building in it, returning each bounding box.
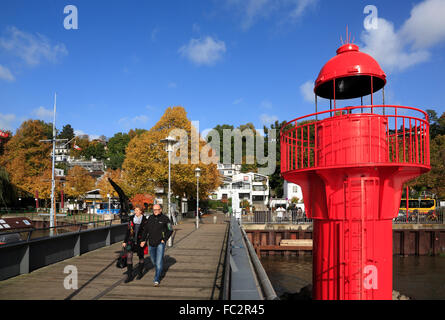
[217,163,242,178]
[283,180,303,202]
[210,170,270,208]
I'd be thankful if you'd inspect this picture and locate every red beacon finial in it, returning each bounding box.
[280,32,430,300]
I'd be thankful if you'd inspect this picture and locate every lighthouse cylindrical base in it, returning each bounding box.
[312,218,393,300]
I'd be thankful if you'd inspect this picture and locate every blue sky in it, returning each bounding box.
[1,0,445,139]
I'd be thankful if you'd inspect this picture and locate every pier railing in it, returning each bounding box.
[224,216,278,300]
[241,210,312,225]
[241,208,444,225]
[0,221,127,281]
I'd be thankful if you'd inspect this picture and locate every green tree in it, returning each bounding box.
[58,124,75,141]
[263,120,290,198]
[105,132,131,169]
[82,141,106,160]
[410,111,445,198]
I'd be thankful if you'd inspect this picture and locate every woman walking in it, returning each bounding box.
[122,204,148,283]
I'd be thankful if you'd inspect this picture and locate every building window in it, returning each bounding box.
[253,185,266,191]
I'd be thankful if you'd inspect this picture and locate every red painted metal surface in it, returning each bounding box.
[314,43,386,100]
[281,43,430,300]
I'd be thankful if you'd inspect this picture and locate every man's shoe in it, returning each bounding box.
[154,281,159,287]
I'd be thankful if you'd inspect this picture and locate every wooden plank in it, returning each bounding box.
[259,245,312,251]
[0,213,229,300]
[280,239,313,247]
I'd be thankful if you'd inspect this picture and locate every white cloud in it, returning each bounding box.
[0,26,68,66]
[227,0,318,30]
[361,0,445,72]
[289,0,318,19]
[132,115,149,123]
[0,113,16,131]
[74,129,86,137]
[168,82,177,88]
[33,106,53,121]
[260,113,278,126]
[361,18,430,72]
[74,129,101,141]
[179,36,226,66]
[300,80,314,103]
[400,0,445,49]
[118,115,149,129]
[0,65,14,82]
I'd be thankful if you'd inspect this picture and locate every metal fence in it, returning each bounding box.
[0,220,127,281]
[392,207,444,224]
[223,215,277,300]
[241,210,312,225]
[241,208,445,225]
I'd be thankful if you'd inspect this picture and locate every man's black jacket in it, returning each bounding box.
[143,213,173,247]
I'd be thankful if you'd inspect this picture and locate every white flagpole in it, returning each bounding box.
[50,93,57,234]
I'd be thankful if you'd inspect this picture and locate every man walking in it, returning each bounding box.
[142,204,173,286]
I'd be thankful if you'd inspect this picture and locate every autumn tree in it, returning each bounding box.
[96,168,125,200]
[0,166,18,207]
[123,106,221,200]
[128,128,147,140]
[65,165,96,199]
[130,193,154,210]
[0,120,53,200]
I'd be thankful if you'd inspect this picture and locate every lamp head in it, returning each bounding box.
[160,136,178,152]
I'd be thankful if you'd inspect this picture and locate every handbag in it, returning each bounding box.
[116,249,128,268]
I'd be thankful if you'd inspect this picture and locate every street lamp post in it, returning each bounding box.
[161,136,178,247]
[195,167,201,229]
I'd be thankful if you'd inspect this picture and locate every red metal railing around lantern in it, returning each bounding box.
[280,105,430,174]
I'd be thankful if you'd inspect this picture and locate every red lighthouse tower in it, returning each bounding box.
[281,39,430,300]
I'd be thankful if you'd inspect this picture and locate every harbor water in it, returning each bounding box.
[260,255,445,300]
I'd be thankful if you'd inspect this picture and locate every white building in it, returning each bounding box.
[210,169,270,208]
[217,163,242,178]
[283,180,303,202]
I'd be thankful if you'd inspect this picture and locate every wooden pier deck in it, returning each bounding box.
[0,213,229,300]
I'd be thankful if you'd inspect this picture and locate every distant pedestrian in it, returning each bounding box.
[144,204,173,286]
[122,205,148,283]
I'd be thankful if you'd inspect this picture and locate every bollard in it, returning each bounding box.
[213,215,217,224]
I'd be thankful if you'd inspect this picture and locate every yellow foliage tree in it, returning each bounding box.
[65,165,96,199]
[0,120,52,199]
[96,168,125,199]
[123,106,221,199]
